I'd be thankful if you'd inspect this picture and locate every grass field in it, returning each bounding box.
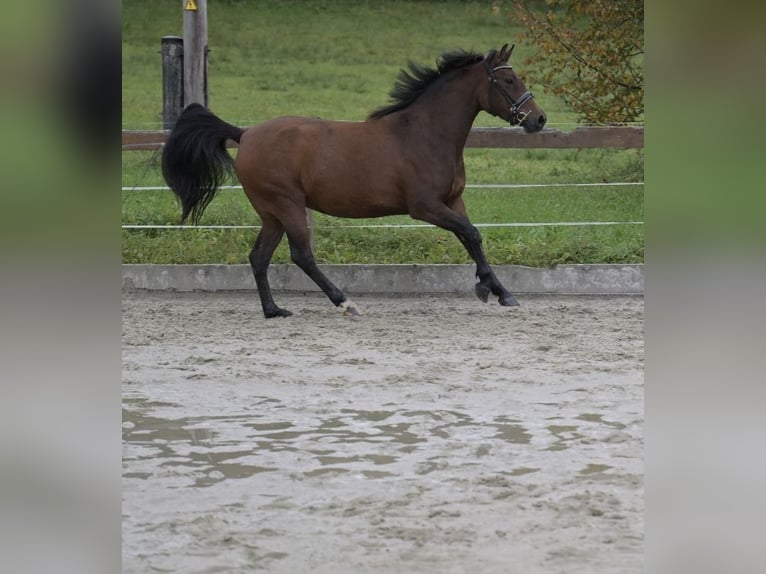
[122,0,643,266]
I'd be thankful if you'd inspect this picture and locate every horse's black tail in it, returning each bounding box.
[161,103,245,224]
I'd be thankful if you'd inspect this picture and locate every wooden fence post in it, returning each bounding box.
[161,36,184,130]
[182,0,208,107]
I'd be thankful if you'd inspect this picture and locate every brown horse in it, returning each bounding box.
[161,43,546,318]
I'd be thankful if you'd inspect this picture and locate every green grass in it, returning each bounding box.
[122,0,643,266]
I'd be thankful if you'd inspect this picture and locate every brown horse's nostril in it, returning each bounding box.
[538,114,547,127]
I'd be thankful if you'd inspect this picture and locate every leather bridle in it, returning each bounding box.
[486,62,535,126]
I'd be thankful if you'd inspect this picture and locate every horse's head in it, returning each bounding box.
[481,44,546,133]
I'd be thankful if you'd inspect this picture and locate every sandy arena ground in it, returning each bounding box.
[122,291,644,573]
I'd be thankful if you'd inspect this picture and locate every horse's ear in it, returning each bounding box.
[490,44,509,65]
[497,43,514,63]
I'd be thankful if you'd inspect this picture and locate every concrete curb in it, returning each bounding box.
[122,264,643,295]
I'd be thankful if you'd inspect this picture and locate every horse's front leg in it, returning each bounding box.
[455,224,519,307]
[413,198,518,307]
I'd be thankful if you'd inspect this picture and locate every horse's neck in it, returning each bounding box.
[397,81,480,154]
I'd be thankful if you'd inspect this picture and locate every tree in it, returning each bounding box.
[515,0,644,124]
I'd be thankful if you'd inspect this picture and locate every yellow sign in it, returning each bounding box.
[184,0,197,11]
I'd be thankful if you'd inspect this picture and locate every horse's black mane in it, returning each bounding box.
[368,50,484,120]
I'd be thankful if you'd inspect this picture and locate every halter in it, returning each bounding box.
[486,62,535,126]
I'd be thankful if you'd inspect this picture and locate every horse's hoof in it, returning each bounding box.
[339,299,361,317]
[264,307,293,318]
[474,283,491,303]
[499,293,520,307]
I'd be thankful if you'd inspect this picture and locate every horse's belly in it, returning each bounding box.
[303,151,408,218]
[306,188,407,219]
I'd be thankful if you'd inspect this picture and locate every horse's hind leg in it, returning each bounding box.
[249,214,291,318]
[282,215,360,316]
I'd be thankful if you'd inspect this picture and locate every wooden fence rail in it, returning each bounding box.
[122,125,643,151]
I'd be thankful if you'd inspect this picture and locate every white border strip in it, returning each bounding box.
[122,263,644,295]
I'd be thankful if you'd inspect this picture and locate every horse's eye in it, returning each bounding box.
[505,78,514,85]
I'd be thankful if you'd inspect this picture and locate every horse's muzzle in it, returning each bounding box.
[521,111,547,133]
